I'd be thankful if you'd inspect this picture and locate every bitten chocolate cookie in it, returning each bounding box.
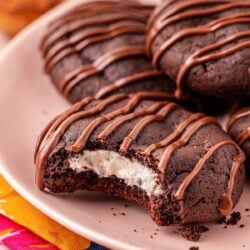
[228,107,250,171]
[35,91,245,226]
[147,0,250,99]
[41,0,175,104]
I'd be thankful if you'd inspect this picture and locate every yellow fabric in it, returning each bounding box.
[0,175,90,250]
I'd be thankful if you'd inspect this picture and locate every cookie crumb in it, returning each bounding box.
[189,247,199,250]
[110,207,114,210]
[219,212,241,227]
[226,212,241,225]
[180,225,209,241]
[198,225,209,233]
[119,212,126,216]
[113,213,117,216]
[150,235,154,239]
[133,229,137,232]
[240,224,245,228]
[245,208,250,212]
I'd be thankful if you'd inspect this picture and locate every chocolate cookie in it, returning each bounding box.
[35,91,245,226]
[147,0,250,99]
[228,107,250,172]
[41,0,175,103]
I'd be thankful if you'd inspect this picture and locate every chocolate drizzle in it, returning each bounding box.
[157,116,217,173]
[34,96,93,163]
[35,93,126,187]
[120,102,178,153]
[44,24,146,73]
[35,92,245,216]
[43,1,152,39]
[147,0,250,98]
[143,113,204,155]
[236,128,250,145]
[59,46,146,94]
[174,140,245,216]
[97,101,168,141]
[94,70,163,99]
[41,1,171,100]
[228,107,250,145]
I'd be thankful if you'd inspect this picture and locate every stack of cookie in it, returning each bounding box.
[35,0,250,235]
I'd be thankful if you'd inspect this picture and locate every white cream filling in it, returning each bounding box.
[68,150,163,196]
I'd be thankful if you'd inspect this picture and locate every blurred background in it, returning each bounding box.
[0,0,65,49]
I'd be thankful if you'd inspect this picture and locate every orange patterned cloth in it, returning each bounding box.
[0,175,90,250]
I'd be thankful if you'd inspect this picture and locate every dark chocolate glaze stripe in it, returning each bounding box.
[147,1,250,55]
[227,107,250,129]
[147,0,177,30]
[70,0,151,11]
[97,102,168,141]
[59,45,146,93]
[236,128,250,145]
[143,113,204,155]
[175,31,250,98]
[120,102,178,153]
[154,0,233,30]
[34,96,93,163]
[147,0,250,98]
[158,116,217,173]
[50,8,150,32]
[48,1,152,32]
[42,12,147,52]
[69,95,168,152]
[94,70,164,99]
[44,22,144,62]
[148,0,232,31]
[219,151,245,216]
[228,107,250,145]
[70,0,153,12]
[152,16,250,68]
[40,97,93,148]
[149,11,250,59]
[45,24,145,73]
[174,140,245,216]
[34,115,59,163]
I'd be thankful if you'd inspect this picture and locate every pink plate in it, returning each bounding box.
[0,1,249,249]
